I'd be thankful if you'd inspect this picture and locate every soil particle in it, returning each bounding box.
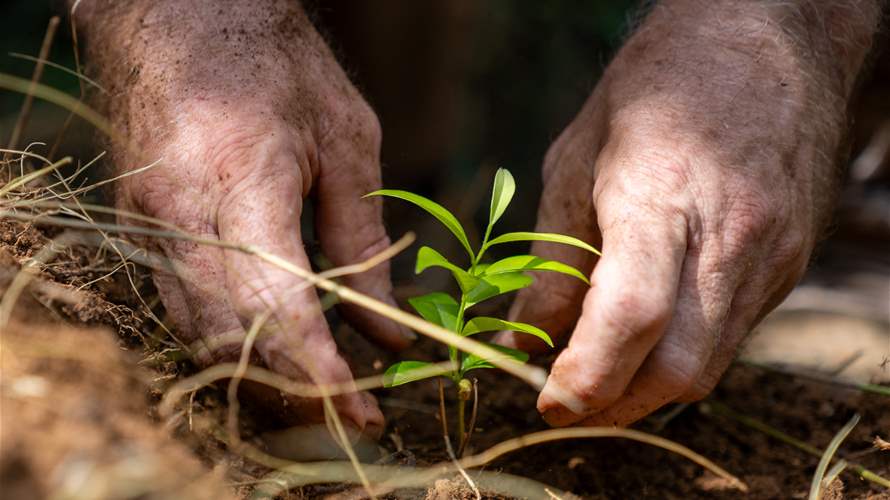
[0,320,233,500]
[425,478,479,500]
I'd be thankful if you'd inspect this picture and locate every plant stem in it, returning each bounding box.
[473,227,493,271]
[457,396,467,455]
[453,291,471,454]
[451,295,468,380]
[458,379,479,458]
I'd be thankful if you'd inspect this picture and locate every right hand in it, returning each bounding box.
[90,0,414,435]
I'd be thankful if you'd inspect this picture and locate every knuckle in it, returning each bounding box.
[202,122,292,181]
[326,96,382,152]
[593,161,693,234]
[596,288,672,340]
[354,100,383,148]
[135,172,178,219]
[596,142,693,198]
[725,195,773,244]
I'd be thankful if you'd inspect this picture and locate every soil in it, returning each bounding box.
[1,217,889,500]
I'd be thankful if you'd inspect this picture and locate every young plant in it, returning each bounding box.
[366,168,599,454]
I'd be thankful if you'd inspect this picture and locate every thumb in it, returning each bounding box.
[315,108,415,351]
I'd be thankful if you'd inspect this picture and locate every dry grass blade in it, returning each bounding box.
[8,52,108,93]
[247,460,565,500]
[159,361,456,416]
[437,380,481,500]
[456,427,748,493]
[0,211,570,408]
[226,311,270,447]
[822,460,848,492]
[0,72,115,139]
[0,148,52,166]
[47,157,163,200]
[5,16,60,152]
[5,179,734,499]
[321,391,376,500]
[241,421,743,498]
[317,232,415,280]
[809,414,860,500]
[0,230,79,329]
[0,156,72,197]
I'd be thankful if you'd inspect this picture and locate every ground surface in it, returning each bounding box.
[1,216,888,499]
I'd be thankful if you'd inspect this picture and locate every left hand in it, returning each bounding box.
[497,0,878,427]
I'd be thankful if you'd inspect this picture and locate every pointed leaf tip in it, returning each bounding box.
[366,189,475,261]
[483,231,601,257]
[488,168,516,228]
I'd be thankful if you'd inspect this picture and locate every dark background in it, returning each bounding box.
[0,1,636,233]
[1,1,888,311]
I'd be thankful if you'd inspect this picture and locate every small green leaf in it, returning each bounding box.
[465,272,533,307]
[462,317,553,347]
[366,189,474,261]
[408,292,460,332]
[480,231,600,261]
[461,343,529,373]
[482,255,589,284]
[383,361,449,387]
[488,168,516,228]
[415,246,479,292]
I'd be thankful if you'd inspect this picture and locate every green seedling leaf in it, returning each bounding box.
[479,231,601,261]
[483,254,589,284]
[365,190,474,261]
[462,317,553,347]
[461,343,529,373]
[383,361,449,387]
[415,246,479,292]
[465,272,533,307]
[488,168,516,229]
[408,292,460,332]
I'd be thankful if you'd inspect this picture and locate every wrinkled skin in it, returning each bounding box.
[497,1,879,426]
[73,0,879,433]
[76,0,416,435]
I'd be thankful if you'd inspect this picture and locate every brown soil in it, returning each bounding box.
[2,217,889,500]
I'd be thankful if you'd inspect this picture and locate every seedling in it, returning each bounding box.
[367,168,599,454]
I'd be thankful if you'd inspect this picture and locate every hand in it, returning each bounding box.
[81,0,413,434]
[498,0,879,426]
